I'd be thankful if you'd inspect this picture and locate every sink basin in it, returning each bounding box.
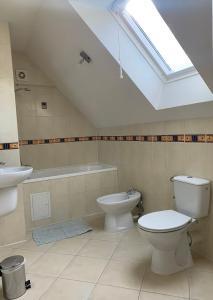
[0,166,33,189]
[0,166,33,217]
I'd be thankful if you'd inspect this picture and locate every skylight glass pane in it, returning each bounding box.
[125,0,193,72]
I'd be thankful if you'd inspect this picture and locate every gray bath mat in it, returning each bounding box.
[32,219,92,246]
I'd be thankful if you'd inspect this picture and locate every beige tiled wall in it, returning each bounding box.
[98,118,213,261]
[13,52,98,169]
[22,170,118,231]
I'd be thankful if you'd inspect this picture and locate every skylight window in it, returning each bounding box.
[116,0,194,75]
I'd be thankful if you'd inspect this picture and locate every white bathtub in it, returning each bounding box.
[23,163,117,183]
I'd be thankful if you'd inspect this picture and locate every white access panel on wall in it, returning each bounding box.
[30,192,51,221]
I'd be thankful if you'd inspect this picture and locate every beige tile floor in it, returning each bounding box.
[0,219,212,299]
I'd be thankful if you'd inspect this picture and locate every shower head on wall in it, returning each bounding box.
[15,87,31,93]
[79,51,92,64]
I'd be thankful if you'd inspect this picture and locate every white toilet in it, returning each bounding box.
[97,191,141,232]
[138,176,210,275]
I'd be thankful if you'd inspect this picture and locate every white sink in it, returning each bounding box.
[0,166,33,189]
[0,166,33,216]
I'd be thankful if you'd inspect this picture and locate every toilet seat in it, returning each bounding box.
[138,210,192,233]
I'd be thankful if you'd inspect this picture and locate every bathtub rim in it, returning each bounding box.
[23,164,117,184]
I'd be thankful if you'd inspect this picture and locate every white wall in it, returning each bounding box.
[0,22,20,165]
[0,23,25,247]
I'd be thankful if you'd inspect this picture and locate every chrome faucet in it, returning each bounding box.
[127,187,137,195]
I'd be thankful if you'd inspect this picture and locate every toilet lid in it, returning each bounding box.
[138,210,192,232]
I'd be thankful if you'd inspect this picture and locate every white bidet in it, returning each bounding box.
[97,192,140,232]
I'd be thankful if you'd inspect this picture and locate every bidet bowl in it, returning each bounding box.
[97,192,140,214]
[97,192,140,231]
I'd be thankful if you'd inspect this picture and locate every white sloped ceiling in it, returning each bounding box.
[0,0,213,127]
[153,0,213,92]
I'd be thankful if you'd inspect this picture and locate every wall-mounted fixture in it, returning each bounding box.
[15,69,28,82]
[30,192,51,221]
[79,51,92,64]
[41,102,48,109]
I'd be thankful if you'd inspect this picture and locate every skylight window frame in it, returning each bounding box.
[112,0,197,81]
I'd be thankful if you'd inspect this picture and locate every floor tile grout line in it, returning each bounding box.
[38,275,59,300]
[46,238,90,256]
[26,251,49,273]
[75,235,120,258]
[36,225,121,299]
[40,230,121,300]
[138,264,149,300]
[89,282,141,292]
[27,262,192,300]
[25,227,123,258]
[11,240,56,255]
[186,270,191,300]
[87,230,125,298]
[139,290,190,299]
[91,282,141,292]
[38,277,98,300]
[139,266,190,299]
[37,254,77,300]
[10,247,44,267]
[19,226,202,299]
[11,225,209,300]
[26,254,44,271]
[56,254,76,278]
[8,225,213,299]
[27,253,74,279]
[27,266,61,300]
[56,276,104,286]
[140,287,190,299]
[86,227,150,295]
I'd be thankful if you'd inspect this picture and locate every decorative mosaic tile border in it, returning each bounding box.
[19,136,100,146]
[1,134,213,150]
[100,134,207,142]
[17,134,213,144]
[0,143,19,151]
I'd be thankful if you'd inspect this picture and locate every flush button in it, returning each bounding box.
[187,176,193,178]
